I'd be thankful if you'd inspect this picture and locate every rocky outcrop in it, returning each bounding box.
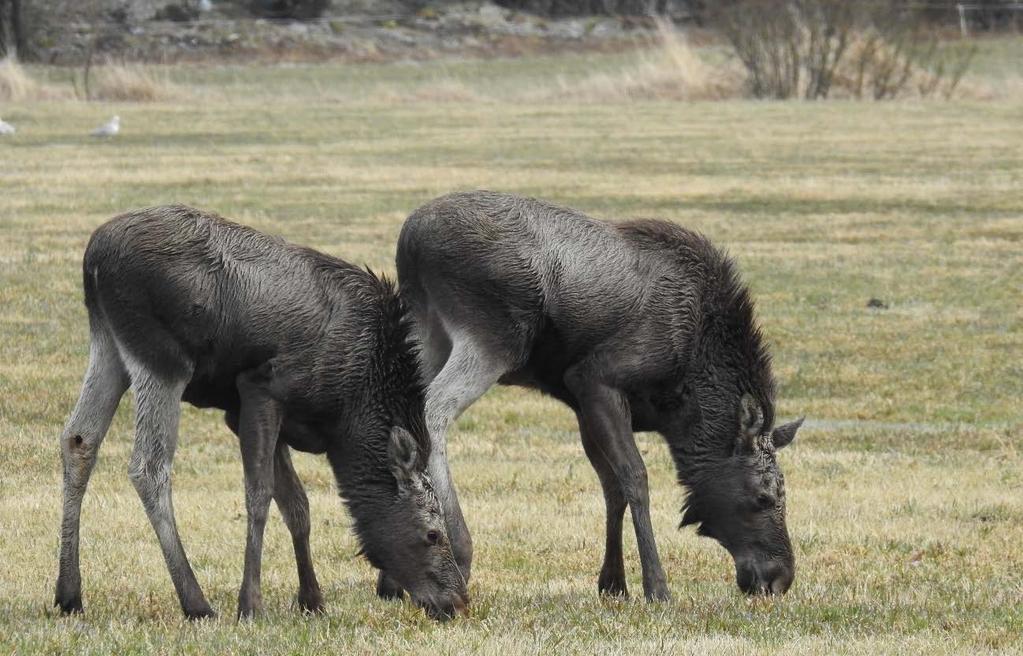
[28,1,670,64]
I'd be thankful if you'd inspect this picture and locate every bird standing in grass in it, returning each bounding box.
[91,116,120,137]
[0,118,15,136]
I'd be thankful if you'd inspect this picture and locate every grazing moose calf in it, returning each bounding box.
[54,206,467,621]
[392,191,803,600]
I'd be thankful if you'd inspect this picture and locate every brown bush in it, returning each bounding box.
[711,0,976,100]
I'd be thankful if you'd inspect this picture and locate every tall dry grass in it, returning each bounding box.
[85,63,182,102]
[548,19,742,102]
[0,57,181,103]
[0,57,69,101]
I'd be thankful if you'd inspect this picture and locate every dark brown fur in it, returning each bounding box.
[396,191,804,598]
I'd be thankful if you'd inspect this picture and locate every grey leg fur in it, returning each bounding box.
[235,370,283,619]
[55,330,129,614]
[272,443,324,614]
[424,338,510,580]
[127,364,215,620]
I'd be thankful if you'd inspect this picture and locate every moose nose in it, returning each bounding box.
[737,559,794,596]
[422,592,470,622]
[452,593,469,617]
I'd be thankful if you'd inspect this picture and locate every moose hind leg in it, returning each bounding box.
[424,338,511,582]
[55,329,129,614]
[272,442,323,614]
[128,368,214,620]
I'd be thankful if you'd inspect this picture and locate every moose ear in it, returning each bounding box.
[735,394,764,454]
[388,427,419,489]
[771,417,804,450]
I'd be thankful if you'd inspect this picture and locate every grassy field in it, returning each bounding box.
[1,38,1022,655]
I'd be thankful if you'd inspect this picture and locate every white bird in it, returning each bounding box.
[0,118,15,136]
[91,115,120,137]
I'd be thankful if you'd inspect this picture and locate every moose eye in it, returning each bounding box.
[426,530,441,546]
[756,493,776,510]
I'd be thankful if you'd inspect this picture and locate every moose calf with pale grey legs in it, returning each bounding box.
[387,191,804,600]
[55,206,468,621]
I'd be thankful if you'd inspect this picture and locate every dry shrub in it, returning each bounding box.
[713,0,978,100]
[837,29,977,100]
[550,19,741,102]
[87,64,181,102]
[0,56,68,101]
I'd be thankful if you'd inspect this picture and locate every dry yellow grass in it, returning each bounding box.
[0,56,69,101]
[88,63,183,102]
[550,20,741,101]
[370,78,483,104]
[0,58,180,103]
[0,40,1021,654]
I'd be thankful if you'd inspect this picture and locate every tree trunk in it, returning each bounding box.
[0,0,8,59]
[11,0,25,58]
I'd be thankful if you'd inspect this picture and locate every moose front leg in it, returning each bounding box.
[565,365,671,602]
[235,369,283,619]
[272,443,324,614]
[578,420,629,598]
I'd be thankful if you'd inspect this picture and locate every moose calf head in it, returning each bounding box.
[682,394,803,595]
[356,427,469,620]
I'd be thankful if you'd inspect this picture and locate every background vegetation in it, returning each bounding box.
[1,33,1021,656]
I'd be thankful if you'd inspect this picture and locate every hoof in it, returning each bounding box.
[236,588,262,621]
[597,569,626,597]
[54,594,84,616]
[297,590,325,615]
[644,586,672,603]
[597,580,629,599]
[236,604,263,622]
[185,606,217,622]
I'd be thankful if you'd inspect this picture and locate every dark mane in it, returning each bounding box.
[699,240,777,427]
[367,270,431,466]
[328,267,431,473]
[618,218,777,433]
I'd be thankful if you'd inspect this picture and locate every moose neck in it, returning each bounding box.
[664,341,775,487]
[663,383,733,486]
[323,406,404,547]
[320,278,427,509]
